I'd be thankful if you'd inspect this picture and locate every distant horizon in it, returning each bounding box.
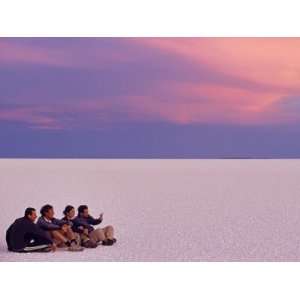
[1,157,300,159]
[2,38,300,158]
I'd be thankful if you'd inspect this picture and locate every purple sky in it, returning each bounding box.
[1,38,300,158]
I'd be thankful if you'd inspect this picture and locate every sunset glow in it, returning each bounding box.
[1,38,300,157]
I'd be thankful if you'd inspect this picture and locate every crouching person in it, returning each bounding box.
[62,205,97,248]
[6,207,55,253]
[37,204,83,252]
[73,205,116,246]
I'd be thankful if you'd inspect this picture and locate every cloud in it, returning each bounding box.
[263,95,300,123]
[0,38,134,69]
[139,38,300,92]
[0,39,69,67]
[2,38,300,128]
[131,38,300,123]
[0,106,62,129]
[0,98,151,130]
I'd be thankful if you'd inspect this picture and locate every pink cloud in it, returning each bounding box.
[2,38,300,127]
[0,40,69,67]
[0,100,134,130]
[170,82,285,124]
[0,107,62,129]
[139,38,300,91]
[0,39,133,68]
[133,38,300,124]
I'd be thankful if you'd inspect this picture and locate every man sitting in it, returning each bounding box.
[6,207,54,253]
[37,204,83,252]
[73,205,116,246]
[62,205,97,248]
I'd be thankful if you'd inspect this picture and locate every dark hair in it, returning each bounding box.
[40,204,53,216]
[78,205,88,214]
[25,207,36,217]
[63,205,74,216]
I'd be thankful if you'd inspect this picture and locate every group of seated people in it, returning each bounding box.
[6,204,117,252]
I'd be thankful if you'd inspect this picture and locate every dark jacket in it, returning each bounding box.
[61,216,81,234]
[73,215,102,233]
[61,216,73,227]
[37,216,67,231]
[6,217,52,252]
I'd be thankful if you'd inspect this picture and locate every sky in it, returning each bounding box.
[1,37,300,158]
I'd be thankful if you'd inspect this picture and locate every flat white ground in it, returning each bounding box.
[1,159,300,261]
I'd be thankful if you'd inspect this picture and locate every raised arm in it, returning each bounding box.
[87,215,102,225]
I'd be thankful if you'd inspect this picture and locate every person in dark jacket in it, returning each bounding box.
[6,207,54,253]
[37,204,83,252]
[73,205,116,246]
[62,205,97,248]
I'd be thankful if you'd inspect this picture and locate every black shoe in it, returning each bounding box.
[102,239,114,246]
[112,238,117,244]
[83,240,98,248]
